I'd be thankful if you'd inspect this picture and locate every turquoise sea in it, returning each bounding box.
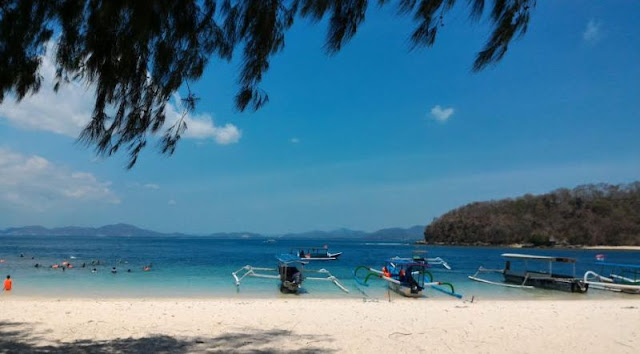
[1,236,638,299]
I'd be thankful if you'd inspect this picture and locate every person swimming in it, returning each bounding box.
[91,268,97,273]
[127,269,132,273]
[111,267,117,274]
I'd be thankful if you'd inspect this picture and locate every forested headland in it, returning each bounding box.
[424,182,640,246]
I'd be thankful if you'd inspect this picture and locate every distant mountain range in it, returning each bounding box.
[0,223,187,237]
[0,223,425,241]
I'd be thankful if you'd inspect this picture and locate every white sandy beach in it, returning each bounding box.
[0,297,638,353]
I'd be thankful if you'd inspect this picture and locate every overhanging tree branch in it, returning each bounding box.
[0,0,536,168]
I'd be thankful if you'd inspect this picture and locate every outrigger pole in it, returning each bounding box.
[426,257,452,270]
[468,267,535,289]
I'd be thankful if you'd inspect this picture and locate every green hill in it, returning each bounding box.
[424,182,640,246]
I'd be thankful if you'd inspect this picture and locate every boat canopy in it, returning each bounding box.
[501,253,577,263]
[292,245,329,250]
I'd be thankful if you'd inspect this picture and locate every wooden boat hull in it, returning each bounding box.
[280,281,301,293]
[504,272,588,293]
[278,264,303,293]
[388,282,423,298]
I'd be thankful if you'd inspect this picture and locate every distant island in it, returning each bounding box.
[0,223,188,237]
[424,182,640,247]
[0,223,425,242]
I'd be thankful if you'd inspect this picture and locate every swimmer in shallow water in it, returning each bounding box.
[91,268,97,273]
[3,275,12,292]
[111,267,117,274]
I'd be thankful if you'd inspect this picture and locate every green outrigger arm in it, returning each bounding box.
[354,266,383,286]
[415,269,462,298]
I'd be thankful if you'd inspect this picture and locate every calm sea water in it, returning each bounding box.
[1,236,638,300]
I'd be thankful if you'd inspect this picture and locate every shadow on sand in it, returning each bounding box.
[0,321,335,353]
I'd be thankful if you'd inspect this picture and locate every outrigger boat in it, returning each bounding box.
[354,256,462,298]
[292,246,342,261]
[583,261,640,294]
[469,253,588,293]
[232,254,349,294]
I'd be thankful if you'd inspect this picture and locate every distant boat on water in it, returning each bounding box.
[292,245,342,261]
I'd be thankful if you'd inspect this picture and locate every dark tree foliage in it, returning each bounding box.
[0,0,535,167]
[424,182,640,246]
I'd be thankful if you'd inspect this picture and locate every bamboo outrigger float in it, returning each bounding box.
[232,254,349,294]
[469,253,589,293]
[354,256,462,298]
[583,261,640,294]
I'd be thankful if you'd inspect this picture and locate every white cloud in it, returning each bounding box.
[583,19,602,43]
[164,94,241,144]
[0,147,120,211]
[0,44,92,136]
[430,105,455,123]
[0,42,241,145]
[290,137,300,144]
[168,199,176,205]
[143,183,160,190]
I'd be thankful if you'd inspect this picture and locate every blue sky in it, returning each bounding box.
[1,1,639,234]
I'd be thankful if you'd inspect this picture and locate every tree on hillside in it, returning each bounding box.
[424,182,640,246]
[0,0,535,167]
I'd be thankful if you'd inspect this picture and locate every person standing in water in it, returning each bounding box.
[3,275,12,292]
